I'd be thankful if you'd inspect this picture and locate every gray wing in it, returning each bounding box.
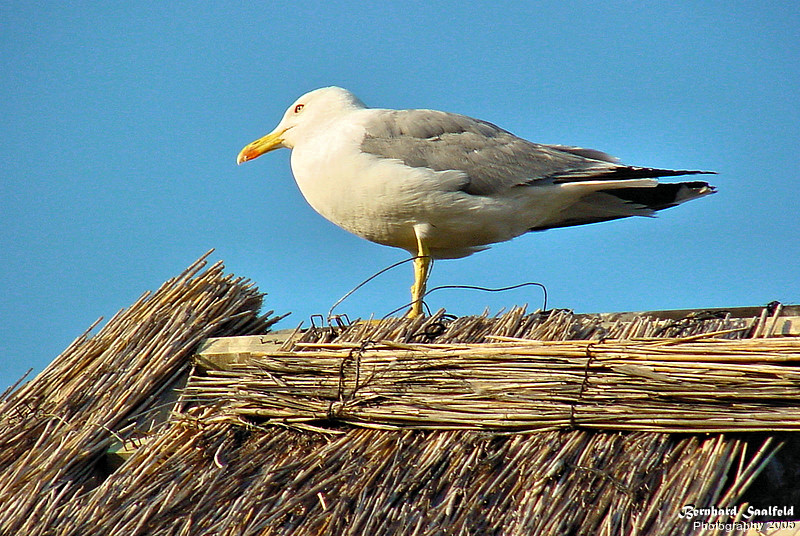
[360,109,706,196]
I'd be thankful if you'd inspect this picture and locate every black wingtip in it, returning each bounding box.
[626,167,717,179]
[679,169,717,175]
[552,167,717,184]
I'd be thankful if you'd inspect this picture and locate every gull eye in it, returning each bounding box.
[294,104,304,113]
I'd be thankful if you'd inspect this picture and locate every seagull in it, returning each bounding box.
[237,87,715,318]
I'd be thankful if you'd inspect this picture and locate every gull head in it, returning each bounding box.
[237,87,366,164]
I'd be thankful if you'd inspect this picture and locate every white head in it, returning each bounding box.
[237,87,366,164]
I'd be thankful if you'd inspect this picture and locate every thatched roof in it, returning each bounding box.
[0,253,797,536]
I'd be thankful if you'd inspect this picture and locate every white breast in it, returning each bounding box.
[288,113,438,251]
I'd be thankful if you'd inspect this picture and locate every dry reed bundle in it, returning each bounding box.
[188,333,800,433]
[0,252,279,536]
[0,257,793,536]
[21,414,775,536]
[294,307,761,346]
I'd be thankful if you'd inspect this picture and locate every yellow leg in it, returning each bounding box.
[408,233,431,318]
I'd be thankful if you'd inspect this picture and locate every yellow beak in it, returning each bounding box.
[237,128,287,164]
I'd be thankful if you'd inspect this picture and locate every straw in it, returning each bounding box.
[0,251,280,535]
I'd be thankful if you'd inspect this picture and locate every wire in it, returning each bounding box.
[328,258,548,321]
[424,282,548,312]
[327,256,431,320]
[380,282,548,319]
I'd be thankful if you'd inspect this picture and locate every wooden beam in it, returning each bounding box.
[573,304,798,321]
[194,306,800,373]
[194,329,299,370]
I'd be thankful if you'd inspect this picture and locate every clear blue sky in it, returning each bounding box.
[2,1,798,389]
